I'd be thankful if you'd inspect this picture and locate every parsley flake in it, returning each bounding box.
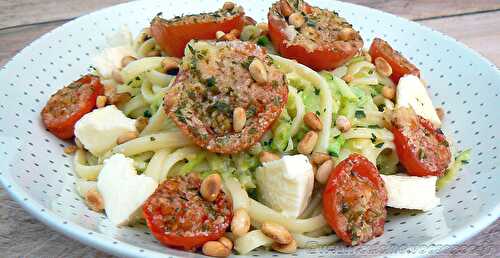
[355,110,366,119]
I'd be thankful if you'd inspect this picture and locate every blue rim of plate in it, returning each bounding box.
[0,0,499,257]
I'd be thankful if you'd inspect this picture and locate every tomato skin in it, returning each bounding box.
[143,174,232,251]
[41,75,103,139]
[323,154,387,246]
[391,108,451,177]
[369,38,420,83]
[150,12,245,58]
[267,12,359,71]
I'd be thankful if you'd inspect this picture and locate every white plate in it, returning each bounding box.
[0,0,499,257]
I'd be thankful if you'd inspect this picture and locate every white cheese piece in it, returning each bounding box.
[92,46,135,78]
[396,74,441,127]
[97,153,158,226]
[74,105,137,156]
[92,26,135,78]
[381,174,440,211]
[255,154,314,218]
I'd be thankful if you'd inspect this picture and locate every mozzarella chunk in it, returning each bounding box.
[97,153,158,226]
[74,105,137,156]
[92,26,134,78]
[381,174,440,211]
[255,154,314,218]
[396,75,441,127]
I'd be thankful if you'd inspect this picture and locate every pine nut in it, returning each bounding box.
[335,115,351,132]
[249,58,268,84]
[161,57,180,73]
[146,50,161,57]
[297,131,318,154]
[116,131,139,145]
[96,95,107,108]
[231,208,251,237]
[216,31,226,40]
[382,85,395,100]
[279,0,294,17]
[63,145,77,154]
[288,12,305,28]
[218,236,233,250]
[435,107,445,120]
[121,55,136,68]
[85,188,104,212]
[261,221,293,244]
[259,151,280,163]
[202,241,231,257]
[257,23,269,35]
[338,27,355,41]
[373,94,385,106]
[200,174,222,202]
[342,73,352,83]
[375,57,393,77]
[316,159,333,184]
[222,29,240,41]
[303,111,323,131]
[233,107,246,132]
[229,29,241,38]
[112,69,123,84]
[108,92,131,105]
[311,152,330,165]
[272,239,297,254]
[135,116,149,132]
[222,1,235,10]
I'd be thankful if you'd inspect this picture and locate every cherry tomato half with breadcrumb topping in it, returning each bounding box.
[268,0,363,71]
[41,75,103,140]
[390,107,451,177]
[369,38,420,84]
[323,154,387,246]
[143,174,232,251]
[150,3,245,57]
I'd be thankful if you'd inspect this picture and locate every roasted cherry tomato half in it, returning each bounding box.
[150,3,245,57]
[391,107,451,177]
[164,40,288,154]
[323,153,387,246]
[143,174,232,250]
[41,75,103,139]
[369,38,420,83]
[268,0,363,71]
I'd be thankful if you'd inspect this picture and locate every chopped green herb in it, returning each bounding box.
[246,106,257,117]
[241,56,255,69]
[273,96,281,106]
[143,110,152,118]
[375,142,384,148]
[368,124,381,129]
[256,36,270,46]
[418,148,426,160]
[315,110,320,116]
[187,44,196,55]
[206,76,216,87]
[370,133,377,143]
[440,140,450,147]
[355,110,366,119]
[306,20,316,27]
[314,88,320,95]
[150,136,156,141]
[174,108,187,123]
[212,101,231,114]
